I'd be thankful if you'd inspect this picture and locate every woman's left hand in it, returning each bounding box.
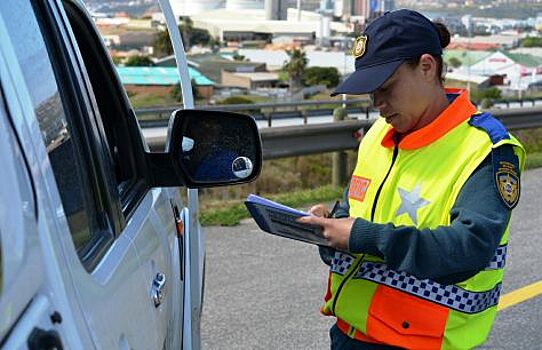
[297,216,355,251]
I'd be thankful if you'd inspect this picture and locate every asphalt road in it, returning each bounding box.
[201,167,542,350]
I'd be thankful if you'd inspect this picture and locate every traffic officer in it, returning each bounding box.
[298,9,525,350]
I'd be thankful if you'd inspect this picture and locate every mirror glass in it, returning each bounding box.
[177,111,260,184]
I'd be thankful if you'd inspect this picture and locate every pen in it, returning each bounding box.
[328,200,340,218]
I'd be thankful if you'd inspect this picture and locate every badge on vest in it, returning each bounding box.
[495,161,520,209]
[349,175,371,202]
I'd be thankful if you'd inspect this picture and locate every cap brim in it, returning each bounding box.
[331,60,404,96]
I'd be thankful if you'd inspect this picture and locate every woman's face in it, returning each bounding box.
[371,62,434,134]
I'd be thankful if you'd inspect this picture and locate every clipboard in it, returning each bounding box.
[244,194,330,247]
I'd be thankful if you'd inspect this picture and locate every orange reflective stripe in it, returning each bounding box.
[381,89,476,150]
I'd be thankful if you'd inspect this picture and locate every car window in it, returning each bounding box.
[59,0,150,216]
[0,1,111,271]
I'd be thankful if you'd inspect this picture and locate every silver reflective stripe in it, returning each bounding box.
[355,262,502,314]
[485,244,507,270]
[330,252,355,276]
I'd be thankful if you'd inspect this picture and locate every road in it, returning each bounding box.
[200,167,542,350]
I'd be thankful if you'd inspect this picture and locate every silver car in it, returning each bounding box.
[0,0,262,349]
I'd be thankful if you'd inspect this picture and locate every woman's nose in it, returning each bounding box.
[371,93,386,110]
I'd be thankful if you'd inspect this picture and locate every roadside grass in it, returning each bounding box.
[525,151,542,170]
[200,184,343,226]
[200,148,542,227]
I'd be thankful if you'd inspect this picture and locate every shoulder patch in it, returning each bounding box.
[469,112,510,144]
[492,145,520,209]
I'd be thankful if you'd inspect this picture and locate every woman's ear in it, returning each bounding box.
[418,54,438,83]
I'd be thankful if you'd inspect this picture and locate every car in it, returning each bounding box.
[0,0,262,349]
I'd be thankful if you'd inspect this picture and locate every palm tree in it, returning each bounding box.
[283,48,308,93]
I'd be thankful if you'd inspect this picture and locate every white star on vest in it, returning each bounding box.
[395,185,430,225]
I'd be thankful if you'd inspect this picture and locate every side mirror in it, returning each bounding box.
[146,109,262,188]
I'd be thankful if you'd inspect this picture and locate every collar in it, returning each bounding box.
[381,89,476,150]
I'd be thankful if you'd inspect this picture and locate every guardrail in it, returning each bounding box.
[143,106,542,160]
[137,98,372,127]
[137,97,542,128]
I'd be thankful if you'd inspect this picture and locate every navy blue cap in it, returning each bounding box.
[331,9,442,96]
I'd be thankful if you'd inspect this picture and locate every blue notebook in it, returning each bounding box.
[244,194,329,247]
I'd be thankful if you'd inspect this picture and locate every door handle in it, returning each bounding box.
[151,272,166,307]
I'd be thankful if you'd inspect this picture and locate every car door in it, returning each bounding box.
[0,0,183,349]
[0,7,95,348]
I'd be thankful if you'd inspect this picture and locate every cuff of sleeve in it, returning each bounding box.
[348,218,384,255]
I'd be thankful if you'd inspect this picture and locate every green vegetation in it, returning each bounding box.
[125,55,154,67]
[152,19,213,56]
[303,67,340,88]
[521,37,542,48]
[200,185,344,226]
[153,29,173,56]
[170,78,201,102]
[470,87,502,108]
[283,48,308,92]
[199,127,542,226]
[448,57,462,69]
[216,96,255,105]
[232,52,246,62]
[127,89,178,109]
[199,152,357,226]
[512,128,542,169]
[525,152,542,170]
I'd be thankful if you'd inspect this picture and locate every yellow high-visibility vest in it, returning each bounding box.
[321,90,525,350]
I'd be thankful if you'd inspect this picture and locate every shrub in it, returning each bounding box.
[302,66,340,88]
[125,55,154,67]
[216,96,254,105]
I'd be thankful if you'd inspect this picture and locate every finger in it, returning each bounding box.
[308,204,329,217]
[297,215,327,226]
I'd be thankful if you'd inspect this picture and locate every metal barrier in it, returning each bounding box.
[143,106,542,160]
[137,98,371,127]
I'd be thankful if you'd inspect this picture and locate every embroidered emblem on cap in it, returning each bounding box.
[352,35,368,59]
[496,161,520,209]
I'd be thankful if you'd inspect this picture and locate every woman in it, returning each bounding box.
[298,9,525,350]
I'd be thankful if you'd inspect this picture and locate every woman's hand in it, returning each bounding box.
[298,214,355,251]
[308,203,330,218]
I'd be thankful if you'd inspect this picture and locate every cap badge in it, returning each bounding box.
[352,35,368,59]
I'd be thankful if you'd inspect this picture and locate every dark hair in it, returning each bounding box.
[404,21,451,85]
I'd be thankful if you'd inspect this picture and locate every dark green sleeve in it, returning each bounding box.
[348,148,516,285]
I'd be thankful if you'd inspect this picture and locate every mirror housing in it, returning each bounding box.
[146,109,262,188]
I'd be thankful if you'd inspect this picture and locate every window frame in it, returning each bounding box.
[30,0,152,270]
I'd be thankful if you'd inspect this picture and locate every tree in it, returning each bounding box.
[232,52,246,61]
[179,17,193,49]
[171,79,201,102]
[153,29,173,56]
[153,19,212,56]
[190,28,211,46]
[448,57,462,69]
[125,55,155,67]
[302,67,340,88]
[283,48,308,92]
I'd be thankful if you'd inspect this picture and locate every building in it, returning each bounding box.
[235,48,355,74]
[116,66,215,100]
[190,7,351,43]
[452,51,542,91]
[221,69,280,89]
